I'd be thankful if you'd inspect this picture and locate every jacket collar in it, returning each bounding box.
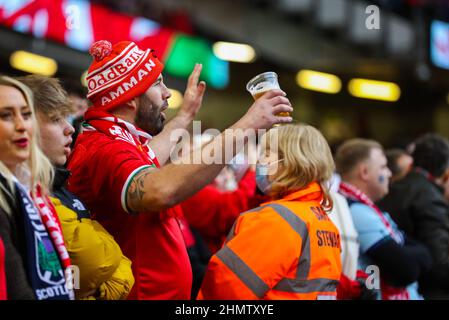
[53,167,71,191]
[411,168,444,192]
[262,182,323,205]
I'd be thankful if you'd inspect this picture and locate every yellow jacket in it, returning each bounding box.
[50,197,134,299]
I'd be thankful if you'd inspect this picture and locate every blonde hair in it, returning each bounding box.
[261,124,335,212]
[0,76,54,215]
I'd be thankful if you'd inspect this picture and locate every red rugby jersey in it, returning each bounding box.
[67,129,191,300]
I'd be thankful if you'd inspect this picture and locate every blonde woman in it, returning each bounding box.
[199,124,342,300]
[0,76,73,300]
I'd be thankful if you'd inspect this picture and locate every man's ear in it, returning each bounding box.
[358,162,370,182]
[125,97,138,111]
[111,98,138,121]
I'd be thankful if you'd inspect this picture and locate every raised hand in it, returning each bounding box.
[178,63,207,120]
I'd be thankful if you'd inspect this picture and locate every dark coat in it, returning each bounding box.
[378,170,449,299]
[0,176,35,300]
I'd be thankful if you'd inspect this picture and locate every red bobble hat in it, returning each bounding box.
[85,40,164,111]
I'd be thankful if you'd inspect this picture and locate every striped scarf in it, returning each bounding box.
[15,180,74,300]
[82,109,160,167]
[339,181,409,300]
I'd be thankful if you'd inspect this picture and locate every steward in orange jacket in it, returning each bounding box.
[200,183,342,300]
[199,124,342,300]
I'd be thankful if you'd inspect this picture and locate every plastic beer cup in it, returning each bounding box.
[246,71,290,117]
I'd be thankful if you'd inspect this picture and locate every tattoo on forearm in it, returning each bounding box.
[127,170,152,211]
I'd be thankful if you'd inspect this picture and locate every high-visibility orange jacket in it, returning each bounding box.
[199,182,342,300]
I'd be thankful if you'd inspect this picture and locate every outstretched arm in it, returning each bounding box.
[127,90,293,214]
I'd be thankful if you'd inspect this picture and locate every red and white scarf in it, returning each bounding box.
[339,181,409,300]
[83,109,160,167]
[12,178,74,300]
[33,185,72,270]
[339,182,402,243]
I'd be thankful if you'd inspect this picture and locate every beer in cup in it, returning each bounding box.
[246,71,290,117]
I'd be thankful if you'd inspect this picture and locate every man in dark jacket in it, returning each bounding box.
[379,133,449,299]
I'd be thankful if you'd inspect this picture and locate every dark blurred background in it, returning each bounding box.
[2,0,449,149]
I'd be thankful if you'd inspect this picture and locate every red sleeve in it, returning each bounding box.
[236,169,257,199]
[337,273,362,300]
[68,137,155,215]
[181,169,257,238]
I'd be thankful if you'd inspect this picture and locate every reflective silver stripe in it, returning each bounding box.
[223,203,337,296]
[267,204,337,294]
[266,204,311,279]
[273,278,339,294]
[317,294,337,300]
[216,245,269,298]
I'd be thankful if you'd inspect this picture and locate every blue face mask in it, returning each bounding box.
[256,163,272,194]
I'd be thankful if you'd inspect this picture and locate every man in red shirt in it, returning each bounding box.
[67,40,293,299]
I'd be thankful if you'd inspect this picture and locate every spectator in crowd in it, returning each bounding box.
[199,124,342,300]
[379,133,449,299]
[385,148,413,183]
[67,92,89,147]
[66,40,293,299]
[18,75,135,300]
[336,139,432,300]
[0,76,73,300]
